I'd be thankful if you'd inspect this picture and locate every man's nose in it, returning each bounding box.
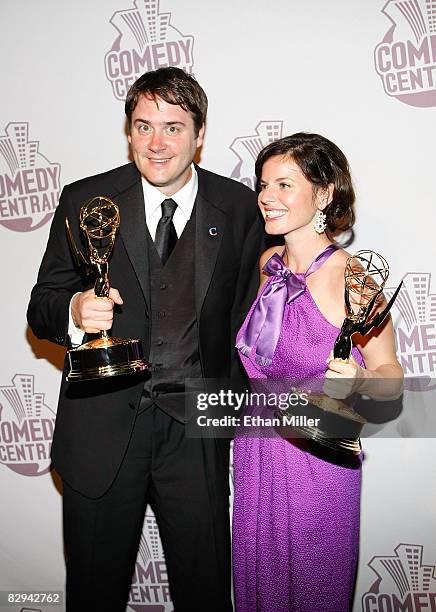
[148,130,165,151]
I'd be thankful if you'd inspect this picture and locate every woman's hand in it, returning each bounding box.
[323,353,364,400]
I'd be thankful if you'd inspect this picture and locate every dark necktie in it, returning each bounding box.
[154,198,178,265]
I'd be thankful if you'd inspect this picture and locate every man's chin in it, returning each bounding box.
[138,169,171,188]
[138,165,192,194]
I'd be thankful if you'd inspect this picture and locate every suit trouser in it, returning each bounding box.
[62,404,233,612]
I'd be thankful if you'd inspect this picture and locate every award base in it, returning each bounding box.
[66,336,149,382]
[276,393,365,455]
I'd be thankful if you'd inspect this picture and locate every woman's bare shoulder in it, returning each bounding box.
[331,247,351,265]
[319,246,349,277]
[259,245,283,269]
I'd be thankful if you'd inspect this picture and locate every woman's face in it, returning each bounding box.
[258,155,323,237]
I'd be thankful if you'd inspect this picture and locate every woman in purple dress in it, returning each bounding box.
[233,133,403,612]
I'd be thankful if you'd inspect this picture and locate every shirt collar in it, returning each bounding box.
[141,164,198,218]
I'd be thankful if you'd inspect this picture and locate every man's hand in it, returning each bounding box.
[323,353,364,400]
[71,288,123,334]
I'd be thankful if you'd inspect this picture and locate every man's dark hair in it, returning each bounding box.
[125,67,208,135]
[255,132,356,233]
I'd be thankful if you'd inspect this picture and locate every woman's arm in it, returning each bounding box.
[325,299,403,400]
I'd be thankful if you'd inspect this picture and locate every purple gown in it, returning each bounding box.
[233,248,363,612]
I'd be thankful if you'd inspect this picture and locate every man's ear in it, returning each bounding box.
[196,124,205,148]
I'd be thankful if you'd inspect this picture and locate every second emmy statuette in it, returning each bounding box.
[278,250,403,454]
[65,196,149,382]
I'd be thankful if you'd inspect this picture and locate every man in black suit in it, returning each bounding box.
[27,68,262,612]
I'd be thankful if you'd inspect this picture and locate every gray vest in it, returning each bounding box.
[142,206,201,421]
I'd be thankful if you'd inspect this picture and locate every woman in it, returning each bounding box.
[233,133,403,612]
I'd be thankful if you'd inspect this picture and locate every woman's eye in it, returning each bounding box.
[279,183,290,189]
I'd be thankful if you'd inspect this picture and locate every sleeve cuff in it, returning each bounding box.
[68,292,85,347]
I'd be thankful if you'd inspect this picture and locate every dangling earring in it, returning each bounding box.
[314,209,327,234]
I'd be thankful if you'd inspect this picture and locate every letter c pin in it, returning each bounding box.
[209,227,218,236]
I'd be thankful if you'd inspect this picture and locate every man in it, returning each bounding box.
[27,67,262,612]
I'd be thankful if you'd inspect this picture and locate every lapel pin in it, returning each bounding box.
[209,227,218,236]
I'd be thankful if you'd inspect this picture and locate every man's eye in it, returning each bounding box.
[138,124,151,133]
[279,183,290,189]
[167,126,179,134]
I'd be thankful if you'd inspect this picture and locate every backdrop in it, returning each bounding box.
[1,1,436,611]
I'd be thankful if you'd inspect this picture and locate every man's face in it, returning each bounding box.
[128,95,204,196]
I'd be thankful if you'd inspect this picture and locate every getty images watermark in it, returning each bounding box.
[192,387,316,432]
[185,377,436,439]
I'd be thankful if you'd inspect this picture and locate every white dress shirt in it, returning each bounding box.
[142,164,198,239]
[68,164,199,346]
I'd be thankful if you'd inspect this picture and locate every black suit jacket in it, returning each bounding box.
[27,162,262,498]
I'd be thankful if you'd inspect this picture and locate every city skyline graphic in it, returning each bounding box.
[230,121,283,165]
[381,0,434,43]
[366,543,436,597]
[128,511,171,611]
[386,272,436,333]
[1,374,48,424]
[230,121,283,190]
[110,0,174,48]
[0,123,39,175]
[137,514,165,567]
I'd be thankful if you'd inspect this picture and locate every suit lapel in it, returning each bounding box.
[109,165,150,314]
[195,167,226,317]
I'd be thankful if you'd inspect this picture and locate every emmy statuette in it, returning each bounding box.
[65,196,149,382]
[278,250,403,455]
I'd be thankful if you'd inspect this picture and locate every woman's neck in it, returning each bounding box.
[284,231,333,273]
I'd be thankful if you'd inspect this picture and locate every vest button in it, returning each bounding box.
[159,283,167,290]
[156,338,164,346]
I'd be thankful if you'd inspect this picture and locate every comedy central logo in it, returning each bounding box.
[386,272,436,390]
[374,0,436,107]
[362,543,436,611]
[105,0,194,101]
[0,374,55,477]
[230,121,283,191]
[0,122,60,232]
[128,511,172,611]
